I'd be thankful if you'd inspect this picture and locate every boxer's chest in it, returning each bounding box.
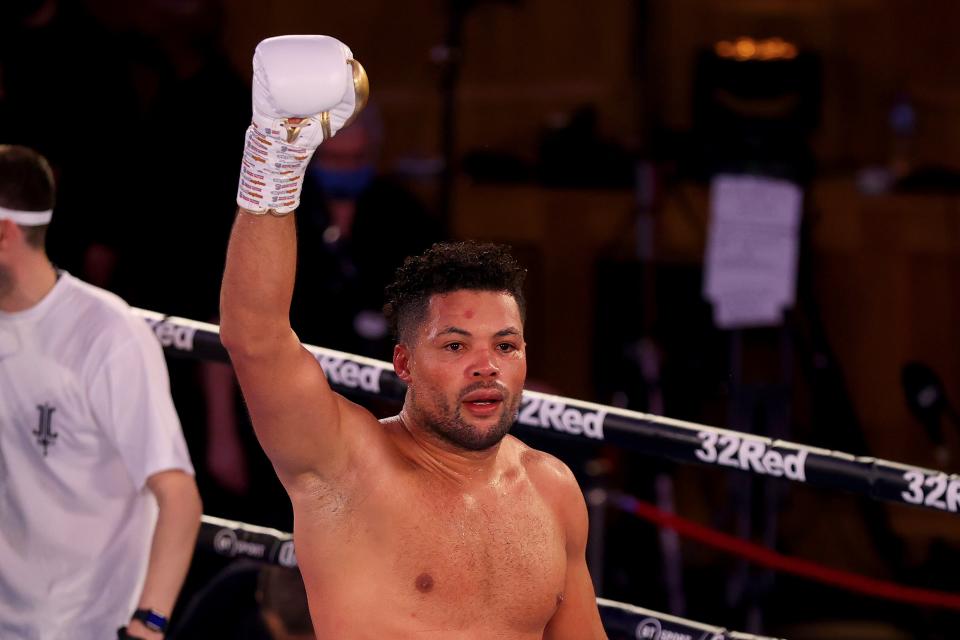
[371,476,568,629]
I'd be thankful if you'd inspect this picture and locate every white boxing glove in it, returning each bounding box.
[237,35,369,214]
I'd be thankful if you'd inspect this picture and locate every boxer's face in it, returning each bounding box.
[395,290,526,451]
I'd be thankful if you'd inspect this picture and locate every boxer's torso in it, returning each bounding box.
[288,412,569,639]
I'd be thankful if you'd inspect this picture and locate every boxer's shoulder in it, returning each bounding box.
[516,439,573,481]
[516,441,583,511]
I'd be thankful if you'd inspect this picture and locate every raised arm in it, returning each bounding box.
[219,35,369,487]
[221,210,330,483]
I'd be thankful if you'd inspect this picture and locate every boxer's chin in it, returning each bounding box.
[443,395,522,451]
[410,389,515,452]
[428,409,514,452]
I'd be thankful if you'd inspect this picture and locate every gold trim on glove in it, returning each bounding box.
[349,59,369,114]
[281,117,305,144]
[319,112,332,141]
[343,59,369,130]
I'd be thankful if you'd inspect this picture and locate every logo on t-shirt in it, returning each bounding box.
[33,403,58,456]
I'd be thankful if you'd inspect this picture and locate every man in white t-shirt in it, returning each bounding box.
[0,145,202,639]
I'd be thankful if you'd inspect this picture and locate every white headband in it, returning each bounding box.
[0,205,52,226]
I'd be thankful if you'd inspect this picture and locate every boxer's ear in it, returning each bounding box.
[394,343,412,382]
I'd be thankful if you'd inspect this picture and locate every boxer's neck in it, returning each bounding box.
[392,413,504,487]
[0,251,57,313]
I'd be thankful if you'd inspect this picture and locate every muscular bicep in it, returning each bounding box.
[229,327,346,485]
[543,464,607,639]
[544,556,606,639]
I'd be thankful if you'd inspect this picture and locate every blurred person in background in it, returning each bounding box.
[171,563,315,640]
[256,565,316,640]
[0,145,201,639]
[291,106,444,359]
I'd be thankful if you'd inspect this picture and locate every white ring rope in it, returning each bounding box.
[135,308,960,517]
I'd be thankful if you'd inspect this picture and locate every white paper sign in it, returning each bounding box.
[704,174,803,329]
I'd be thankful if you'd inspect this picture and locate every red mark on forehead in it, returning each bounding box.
[464,309,475,319]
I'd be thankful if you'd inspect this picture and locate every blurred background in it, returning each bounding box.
[4,0,960,638]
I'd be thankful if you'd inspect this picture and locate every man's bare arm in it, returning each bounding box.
[125,470,202,639]
[220,35,367,487]
[219,210,345,485]
[542,466,608,640]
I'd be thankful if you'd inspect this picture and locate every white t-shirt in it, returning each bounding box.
[0,272,195,639]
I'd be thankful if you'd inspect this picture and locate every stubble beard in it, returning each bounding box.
[409,382,521,451]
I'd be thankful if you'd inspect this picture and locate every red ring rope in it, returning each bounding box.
[613,493,960,611]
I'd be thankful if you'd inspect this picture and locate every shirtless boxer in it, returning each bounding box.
[220,35,607,639]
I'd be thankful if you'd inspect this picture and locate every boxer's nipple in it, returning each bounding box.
[415,572,434,593]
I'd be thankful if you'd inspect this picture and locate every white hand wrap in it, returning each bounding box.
[237,35,369,214]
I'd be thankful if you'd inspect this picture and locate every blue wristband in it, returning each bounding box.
[132,608,168,633]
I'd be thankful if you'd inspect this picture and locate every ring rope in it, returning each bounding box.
[198,514,296,569]
[136,308,960,517]
[612,493,960,611]
[597,598,783,640]
[198,515,783,640]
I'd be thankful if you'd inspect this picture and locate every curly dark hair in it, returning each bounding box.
[383,241,527,343]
